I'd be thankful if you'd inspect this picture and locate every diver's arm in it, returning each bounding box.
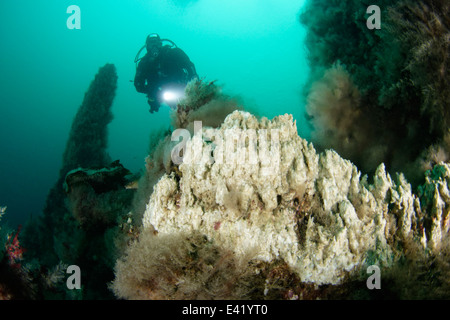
[134,70,146,93]
[134,58,149,93]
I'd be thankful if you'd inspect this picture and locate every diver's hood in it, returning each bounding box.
[135,35,178,68]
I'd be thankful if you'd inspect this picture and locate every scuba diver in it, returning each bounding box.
[134,33,198,113]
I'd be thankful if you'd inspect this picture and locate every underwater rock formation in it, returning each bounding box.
[385,0,450,137]
[64,160,135,230]
[130,79,243,223]
[111,230,257,300]
[0,207,35,300]
[63,160,131,194]
[0,206,5,257]
[172,79,243,131]
[300,0,450,182]
[0,258,34,300]
[25,63,119,265]
[22,63,135,299]
[61,63,117,172]
[114,109,449,298]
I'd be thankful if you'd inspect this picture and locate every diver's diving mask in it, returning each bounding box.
[146,34,162,58]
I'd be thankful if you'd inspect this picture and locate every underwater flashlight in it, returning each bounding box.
[163,90,179,102]
[162,88,185,103]
[159,85,186,109]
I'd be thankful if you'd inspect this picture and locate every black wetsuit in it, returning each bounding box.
[134,45,197,112]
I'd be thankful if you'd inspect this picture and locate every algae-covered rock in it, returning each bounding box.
[140,110,449,286]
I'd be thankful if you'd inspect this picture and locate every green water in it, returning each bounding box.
[0,0,308,228]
